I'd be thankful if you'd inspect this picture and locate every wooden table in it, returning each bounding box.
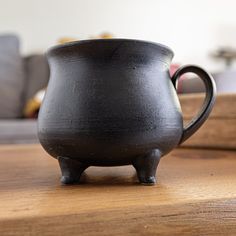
[179,93,236,150]
[0,145,236,236]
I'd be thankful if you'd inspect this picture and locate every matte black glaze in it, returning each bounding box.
[38,39,216,185]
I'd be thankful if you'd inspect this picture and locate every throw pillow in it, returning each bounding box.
[0,34,25,118]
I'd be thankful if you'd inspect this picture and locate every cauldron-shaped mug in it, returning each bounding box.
[38,39,216,185]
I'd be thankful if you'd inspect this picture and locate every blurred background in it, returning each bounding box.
[0,0,235,145]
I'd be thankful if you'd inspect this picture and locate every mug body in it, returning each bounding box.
[38,39,183,166]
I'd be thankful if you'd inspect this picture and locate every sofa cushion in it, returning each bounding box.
[0,119,38,144]
[178,77,205,94]
[23,54,49,105]
[0,34,25,118]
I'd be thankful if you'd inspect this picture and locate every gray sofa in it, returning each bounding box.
[0,34,49,144]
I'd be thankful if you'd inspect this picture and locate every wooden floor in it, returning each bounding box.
[0,145,236,235]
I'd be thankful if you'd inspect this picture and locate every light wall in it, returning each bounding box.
[0,0,236,71]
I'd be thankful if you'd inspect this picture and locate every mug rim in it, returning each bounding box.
[47,38,174,57]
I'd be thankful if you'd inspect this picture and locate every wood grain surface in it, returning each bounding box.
[179,93,236,118]
[179,93,236,149]
[182,118,236,149]
[0,144,236,235]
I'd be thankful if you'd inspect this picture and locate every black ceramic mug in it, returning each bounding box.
[38,39,216,185]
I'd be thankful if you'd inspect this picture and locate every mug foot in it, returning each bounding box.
[132,149,161,185]
[58,156,89,184]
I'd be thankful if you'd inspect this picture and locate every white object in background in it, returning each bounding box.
[213,70,236,93]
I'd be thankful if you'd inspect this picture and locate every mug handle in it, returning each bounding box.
[171,65,217,144]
